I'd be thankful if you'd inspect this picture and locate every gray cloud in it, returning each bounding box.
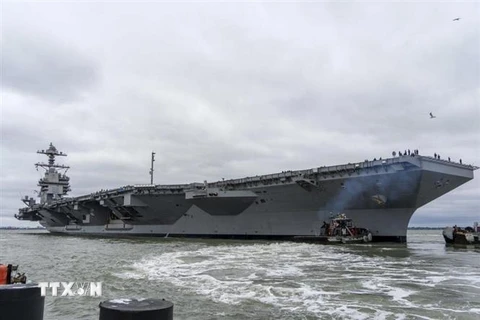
[2,30,98,102]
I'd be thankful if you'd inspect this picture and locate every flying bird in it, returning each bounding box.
[453,17,460,21]
[430,112,436,119]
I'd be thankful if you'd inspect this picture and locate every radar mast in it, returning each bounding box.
[34,143,71,204]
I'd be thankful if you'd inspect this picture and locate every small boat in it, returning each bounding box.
[293,213,373,244]
[443,222,480,247]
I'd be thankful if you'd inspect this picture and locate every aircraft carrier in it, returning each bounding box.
[16,143,477,242]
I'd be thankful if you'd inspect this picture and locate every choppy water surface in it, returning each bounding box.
[2,230,479,319]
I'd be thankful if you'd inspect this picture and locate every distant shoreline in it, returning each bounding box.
[1,226,447,230]
[0,227,46,230]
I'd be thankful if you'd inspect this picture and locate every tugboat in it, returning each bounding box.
[293,213,373,244]
[443,222,480,247]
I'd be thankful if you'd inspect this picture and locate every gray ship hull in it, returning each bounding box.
[46,208,414,242]
[17,154,477,243]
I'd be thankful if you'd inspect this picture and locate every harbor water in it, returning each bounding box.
[1,229,479,319]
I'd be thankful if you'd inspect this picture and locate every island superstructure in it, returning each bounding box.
[16,143,477,242]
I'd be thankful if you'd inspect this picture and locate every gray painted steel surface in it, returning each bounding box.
[16,145,477,242]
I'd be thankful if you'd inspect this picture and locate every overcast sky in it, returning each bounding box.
[1,1,479,228]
